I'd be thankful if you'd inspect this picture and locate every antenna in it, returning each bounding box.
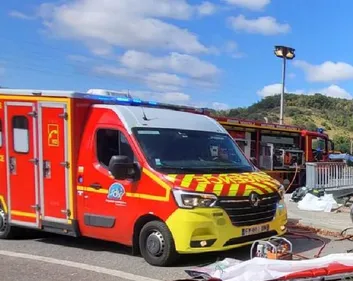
[130,89,149,121]
[141,107,149,121]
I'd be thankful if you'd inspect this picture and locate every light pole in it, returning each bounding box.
[274,45,295,125]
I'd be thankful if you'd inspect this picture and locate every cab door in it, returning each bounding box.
[5,102,39,227]
[38,102,70,224]
[78,125,139,242]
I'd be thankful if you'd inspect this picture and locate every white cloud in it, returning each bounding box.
[257,83,352,100]
[145,73,185,92]
[257,83,285,97]
[197,2,217,16]
[120,50,220,79]
[38,0,208,54]
[229,15,290,35]
[94,66,186,92]
[224,0,270,10]
[294,60,353,83]
[129,90,228,109]
[315,85,352,99]
[8,10,36,20]
[212,102,230,110]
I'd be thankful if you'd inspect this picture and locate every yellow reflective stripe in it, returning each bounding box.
[195,183,207,192]
[212,184,224,196]
[166,174,177,182]
[180,174,195,188]
[0,195,8,213]
[11,211,36,218]
[228,184,239,196]
[76,168,172,202]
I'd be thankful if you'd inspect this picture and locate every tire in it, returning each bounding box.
[139,220,179,266]
[0,208,16,239]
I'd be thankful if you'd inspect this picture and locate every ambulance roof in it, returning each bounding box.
[97,104,228,134]
[0,88,226,134]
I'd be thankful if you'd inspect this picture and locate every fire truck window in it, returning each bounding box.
[0,120,2,148]
[12,116,29,153]
[96,129,135,167]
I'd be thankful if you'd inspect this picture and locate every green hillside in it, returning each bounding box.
[213,93,353,153]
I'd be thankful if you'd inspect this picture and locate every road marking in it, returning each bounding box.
[0,250,162,281]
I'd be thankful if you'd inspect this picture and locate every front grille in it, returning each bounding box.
[216,192,280,227]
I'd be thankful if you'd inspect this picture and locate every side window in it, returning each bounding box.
[96,128,135,167]
[12,116,29,153]
[0,120,2,148]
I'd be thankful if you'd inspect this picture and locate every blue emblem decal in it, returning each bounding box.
[107,183,125,200]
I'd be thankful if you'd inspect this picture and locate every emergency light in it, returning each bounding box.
[317,128,324,134]
[75,92,209,115]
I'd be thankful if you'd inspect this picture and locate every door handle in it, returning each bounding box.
[9,157,16,175]
[90,183,102,190]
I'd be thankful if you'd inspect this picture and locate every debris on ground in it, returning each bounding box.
[289,187,345,212]
[297,193,340,212]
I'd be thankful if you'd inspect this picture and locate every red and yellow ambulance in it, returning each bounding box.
[0,89,287,266]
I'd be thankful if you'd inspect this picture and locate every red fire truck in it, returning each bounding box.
[213,116,332,191]
[0,89,287,266]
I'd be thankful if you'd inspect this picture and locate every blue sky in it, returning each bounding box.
[1,0,353,110]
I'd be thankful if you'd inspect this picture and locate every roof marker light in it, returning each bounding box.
[132,99,142,104]
[116,97,132,102]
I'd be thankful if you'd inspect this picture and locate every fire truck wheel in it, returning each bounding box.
[139,220,179,266]
[0,208,15,239]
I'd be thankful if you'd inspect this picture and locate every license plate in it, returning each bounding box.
[241,224,269,236]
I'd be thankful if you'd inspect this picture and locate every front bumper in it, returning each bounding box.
[165,201,287,254]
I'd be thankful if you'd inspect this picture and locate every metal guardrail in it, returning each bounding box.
[306,162,353,191]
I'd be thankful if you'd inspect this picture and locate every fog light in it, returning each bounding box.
[200,241,207,247]
[281,225,286,231]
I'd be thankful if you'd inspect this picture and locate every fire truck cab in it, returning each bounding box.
[0,89,287,266]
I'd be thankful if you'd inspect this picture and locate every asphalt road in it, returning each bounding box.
[1,229,353,281]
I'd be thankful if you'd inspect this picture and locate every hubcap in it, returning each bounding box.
[0,209,7,233]
[146,231,165,257]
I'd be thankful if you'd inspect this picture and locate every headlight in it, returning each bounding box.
[278,184,285,199]
[172,189,218,209]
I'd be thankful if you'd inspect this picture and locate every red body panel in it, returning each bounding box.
[0,102,7,209]
[40,106,67,220]
[75,107,177,245]
[6,103,37,224]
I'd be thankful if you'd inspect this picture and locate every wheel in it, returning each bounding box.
[0,208,15,239]
[139,220,179,266]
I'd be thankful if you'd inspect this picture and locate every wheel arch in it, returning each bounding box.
[132,213,163,255]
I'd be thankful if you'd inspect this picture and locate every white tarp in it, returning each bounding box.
[297,193,340,212]
[186,254,353,281]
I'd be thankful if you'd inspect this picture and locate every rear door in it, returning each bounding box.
[38,102,70,223]
[5,102,39,227]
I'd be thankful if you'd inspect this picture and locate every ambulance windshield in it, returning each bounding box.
[132,128,255,174]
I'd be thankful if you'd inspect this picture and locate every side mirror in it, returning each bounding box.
[108,155,141,181]
[250,157,258,167]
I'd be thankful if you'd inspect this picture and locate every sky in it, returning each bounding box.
[1,0,353,110]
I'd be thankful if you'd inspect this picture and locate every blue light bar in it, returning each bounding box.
[75,92,207,114]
